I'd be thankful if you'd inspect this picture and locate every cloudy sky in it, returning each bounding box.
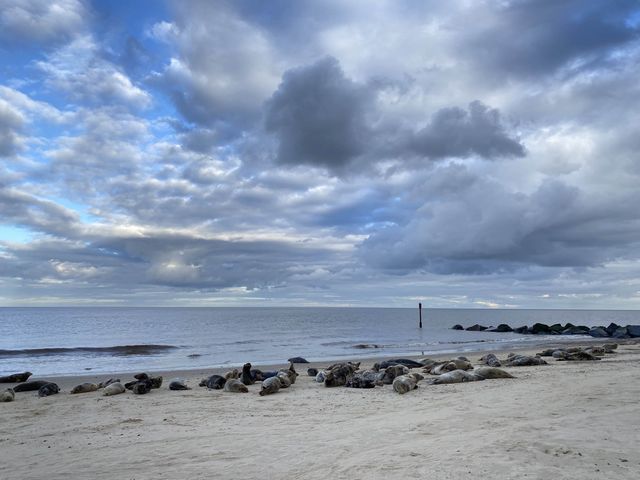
[1,0,640,308]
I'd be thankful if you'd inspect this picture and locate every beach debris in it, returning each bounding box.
[103,382,125,396]
[0,372,32,383]
[287,357,309,363]
[259,376,282,396]
[70,383,99,394]
[224,379,249,393]
[169,378,191,390]
[38,382,60,397]
[393,373,424,394]
[0,388,15,402]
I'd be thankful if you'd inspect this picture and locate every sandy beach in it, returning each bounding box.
[1,342,639,480]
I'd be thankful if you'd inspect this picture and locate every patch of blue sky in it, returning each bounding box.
[0,225,33,244]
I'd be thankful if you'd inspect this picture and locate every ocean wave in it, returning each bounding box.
[0,344,178,358]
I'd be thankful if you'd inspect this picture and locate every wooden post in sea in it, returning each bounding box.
[418,302,423,328]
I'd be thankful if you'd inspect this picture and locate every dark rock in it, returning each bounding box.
[488,324,513,333]
[513,325,529,334]
[562,325,590,335]
[452,324,464,330]
[563,322,575,330]
[287,357,309,363]
[612,327,630,339]
[605,323,620,335]
[549,323,564,333]
[528,323,552,335]
[588,327,610,338]
[626,325,640,338]
[465,324,488,331]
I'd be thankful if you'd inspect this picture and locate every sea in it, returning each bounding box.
[1,307,638,377]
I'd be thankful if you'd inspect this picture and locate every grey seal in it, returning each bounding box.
[287,357,309,363]
[0,388,15,402]
[0,372,33,383]
[199,375,226,390]
[431,370,482,385]
[38,382,60,397]
[479,353,501,367]
[393,373,424,394]
[276,371,292,388]
[307,368,319,377]
[70,383,99,394]
[259,376,282,396]
[13,380,51,392]
[504,354,547,366]
[97,378,120,389]
[380,365,409,384]
[169,378,191,390]
[241,363,255,385]
[323,362,360,387]
[103,382,125,396]
[131,381,151,394]
[373,359,424,370]
[224,379,249,393]
[473,367,515,379]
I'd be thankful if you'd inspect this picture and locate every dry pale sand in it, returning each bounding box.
[1,343,639,480]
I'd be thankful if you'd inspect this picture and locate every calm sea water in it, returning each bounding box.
[1,307,638,376]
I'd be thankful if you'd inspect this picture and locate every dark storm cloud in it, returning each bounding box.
[264,57,373,171]
[463,0,640,78]
[359,167,640,275]
[409,101,525,160]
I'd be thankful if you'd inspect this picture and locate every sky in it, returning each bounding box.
[1,0,640,308]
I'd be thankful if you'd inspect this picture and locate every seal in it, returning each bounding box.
[307,368,319,377]
[430,359,473,375]
[224,379,249,393]
[323,362,360,387]
[0,372,33,383]
[504,354,547,366]
[200,375,226,390]
[13,380,51,392]
[225,369,239,380]
[373,359,424,370]
[345,373,377,389]
[250,369,264,381]
[380,365,409,385]
[479,353,502,367]
[0,388,15,402]
[241,363,255,386]
[287,357,309,364]
[70,383,99,394]
[315,371,326,383]
[259,376,281,396]
[97,378,120,389]
[169,378,191,390]
[393,373,424,394]
[279,362,298,384]
[473,367,515,379]
[132,373,162,388]
[431,370,482,385]
[103,382,125,396]
[276,371,292,388]
[131,381,151,394]
[38,382,60,397]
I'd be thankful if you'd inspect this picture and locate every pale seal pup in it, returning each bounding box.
[0,388,15,402]
[103,382,125,396]
[259,376,282,396]
[0,372,33,383]
[431,370,482,385]
[224,379,249,393]
[70,383,99,394]
[241,363,255,386]
[169,378,191,390]
[38,382,60,397]
[393,373,424,394]
[473,367,515,379]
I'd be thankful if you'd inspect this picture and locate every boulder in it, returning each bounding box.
[626,325,640,338]
[588,327,610,338]
[605,323,620,335]
[451,324,464,330]
[465,324,488,331]
[549,323,564,334]
[612,327,630,339]
[489,324,513,333]
[528,323,552,335]
[513,325,529,334]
